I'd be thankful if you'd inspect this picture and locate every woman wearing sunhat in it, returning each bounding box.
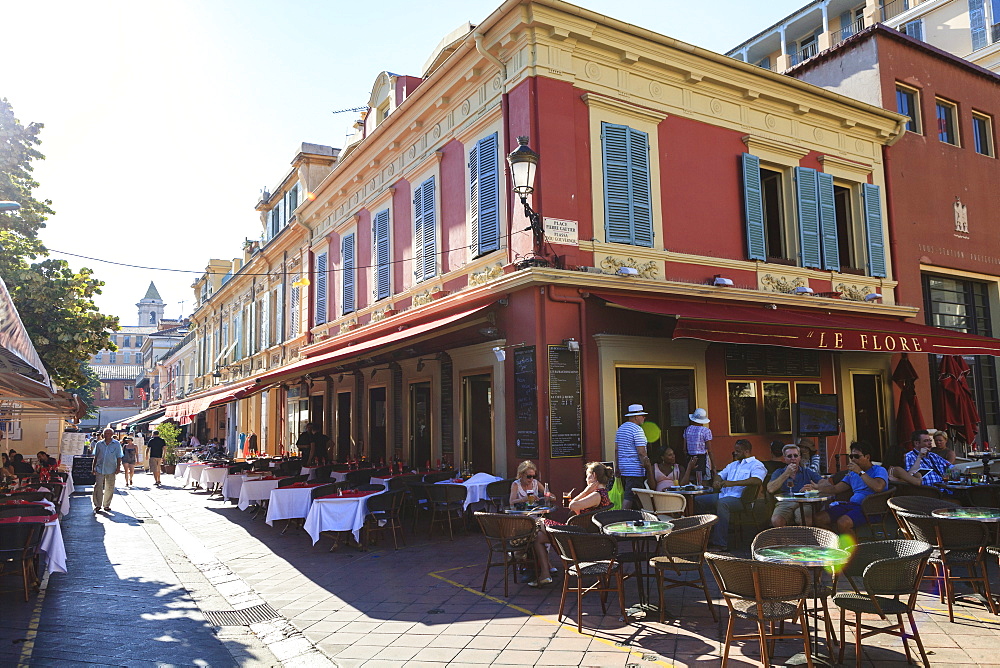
[616,404,651,509]
[684,408,713,484]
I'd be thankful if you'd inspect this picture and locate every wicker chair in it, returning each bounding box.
[898,512,997,621]
[311,464,335,483]
[427,484,467,540]
[729,479,764,546]
[309,483,344,499]
[474,512,537,597]
[565,511,600,533]
[860,488,896,539]
[388,474,421,492]
[0,522,43,601]
[423,471,457,484]
[633,489,687,519]
[649,514,718,622]
[887,496,959,538]
[354,484,386,492]
[965,484,1000,508]
[832,539,933,667]
[406,481,434,532]
[548,527,627,632]
[485,479,514,513]
[892,482,944,499]
[0,506,53,518]
[706,552,813,667]
[277,460,303,476]
[277,475,308,488]
[591,508,657,529]
[363,491,405,550]
[345,469,377,488]
[250,459,271,471]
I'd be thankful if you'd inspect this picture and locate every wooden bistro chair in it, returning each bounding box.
[859,488,896,539]
[485,479,514,513]
[363,490,405,551]
[474,512,537,597]
[548,526,627,633]
[427,484,467,540]
[649,513,719,622]
[633,489,687,519]
[706,553,813,668]
[566,510,601,533]
[833,539,933,668]
[0,522,44,601]
[887,496,959,538]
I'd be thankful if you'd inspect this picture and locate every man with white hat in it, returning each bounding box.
[616,404,651,509]
[684,408,713,483]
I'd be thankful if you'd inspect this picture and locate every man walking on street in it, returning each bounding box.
[93,428,123,512]
[146,430,166,487]
[616,404,650,509]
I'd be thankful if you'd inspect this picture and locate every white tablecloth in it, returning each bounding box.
[65,470,75,496]
[436,473,502,510]
[184,464,210,488]
[38,485,70,516]
[41,518,67,574]
[222,474,250,500]
[304,491,384,543]
[329,471,348,483]
[174,462,190,479]
[202,467,228,489]
[237,479,280,511]
[301,467,318,481]
[265,486,319,525]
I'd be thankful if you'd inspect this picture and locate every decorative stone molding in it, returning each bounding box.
[835,283,871,302]
[270,353,281,367]
[340,319,359,334]
[412,289,434,307]
[469,263,504,287]
[759,273,806,294]
[370,306,399,323]
[600,256,658,279]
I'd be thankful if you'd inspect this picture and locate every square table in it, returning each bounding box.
[265,484,325,526]
[174,462,189,480]
[237,478,281,511]
[435,473,502,510]
[183,463,211,488]
[305,490,385,544]
[201,467,229,493]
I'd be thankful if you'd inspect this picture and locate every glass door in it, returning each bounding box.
[410,382,432,470]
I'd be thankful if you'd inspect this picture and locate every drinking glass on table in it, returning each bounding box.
[562,490,572,507]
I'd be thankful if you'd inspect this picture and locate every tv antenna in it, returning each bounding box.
[331,106,369,115]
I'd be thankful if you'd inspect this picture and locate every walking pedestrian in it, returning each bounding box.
[92,428,123,512]
[146,430,166,487]
[683,408,713,484]
[615,404,650,509]
[121,437,137,486]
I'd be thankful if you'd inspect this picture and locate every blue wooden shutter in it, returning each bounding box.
[413,180,424,279]
[863,183,887,278]
[840,11,853,37]
[477,133,500,255]
[741,153,766,261]
[342,234,356,314]
[314,252,328,325]
[817,172,840,271]
[795,167,822,268]
[468,141,479,257]
[602,123,653,247]
[373,209,390,300]
[421,177,436,280]
[629,128,654,247]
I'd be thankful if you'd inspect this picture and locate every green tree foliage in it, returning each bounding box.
[0,97,118,389]
[157,422,181,465]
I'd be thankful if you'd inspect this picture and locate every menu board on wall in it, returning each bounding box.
[514,347,539,459]
[548,345,582,458]
[725,345,820,377]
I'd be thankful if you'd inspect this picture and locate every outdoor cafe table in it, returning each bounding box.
[265,483,325,526]
[932,507,1000,522]
[774,492,834,525]
[304,489,384,544]
[602,520,674,613]
[662,485,712,515]
[370,473,412,488]
[174,462,190,480]
[237,478,282,511]
[435,472,502,510]
[754,544,852,665]
[0,514,66,574]
[184,463,212,488]
[221,473,259,501]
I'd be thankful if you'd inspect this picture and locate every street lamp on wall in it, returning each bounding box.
[506,136,550,268]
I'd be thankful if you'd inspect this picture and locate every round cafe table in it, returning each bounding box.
[773,492,834,526]
[504,502,555,517]
[932,507,1000,522]
[663,485,711,516]
[602,520,673,615]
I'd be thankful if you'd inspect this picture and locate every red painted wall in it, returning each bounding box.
[438,139,467,275]
[355,209,372,317]
[392,180,412,296]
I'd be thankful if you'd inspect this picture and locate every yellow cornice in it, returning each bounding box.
[581,93,668,124]
[818,154,874,179]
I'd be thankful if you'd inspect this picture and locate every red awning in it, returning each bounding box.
[163,379,256,419]
[596,293,1000,356]
[251,304,492,386]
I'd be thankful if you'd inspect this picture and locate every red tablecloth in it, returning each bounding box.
[316,490,378,499]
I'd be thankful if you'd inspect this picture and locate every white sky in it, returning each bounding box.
[1,0,805,326]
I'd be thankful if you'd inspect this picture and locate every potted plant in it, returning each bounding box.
[158,422,181,474]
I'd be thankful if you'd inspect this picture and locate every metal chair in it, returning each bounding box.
[832,539,933,668]
[0,522,43,601]
[474,512,537,597]
[423,471,457,484]
[899,512,997,621]
[888,496,959,538]
[548,527,627,633]
[427,484,467,540]
[363,491,405,550]
[706,552,813,668]
[649,514,719,622]
[633,489,687,519]
[485,479,514,513]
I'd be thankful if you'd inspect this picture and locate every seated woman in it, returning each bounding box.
[797,438,821,473]
[932,430,957,464]
[509,460,545,507]
[528,462,613,587]
[648,447,694,491]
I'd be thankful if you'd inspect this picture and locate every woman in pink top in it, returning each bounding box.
[649,447,695,491]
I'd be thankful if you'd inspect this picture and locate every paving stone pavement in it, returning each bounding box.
[4,469,1000,667]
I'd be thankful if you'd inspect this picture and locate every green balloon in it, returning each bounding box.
[641,421,661,444]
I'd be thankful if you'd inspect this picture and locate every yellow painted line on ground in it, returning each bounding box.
[918,604,1000,624]
[429,564,676,667]
[17,569,51,668]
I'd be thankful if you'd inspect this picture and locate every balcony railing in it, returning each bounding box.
[791,42,818,66]
[833,17,867,44]
[881,0,924,22]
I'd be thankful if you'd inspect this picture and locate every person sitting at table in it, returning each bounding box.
[528,461,614,587]
[767,444,821,527]
[931,430,957,464]
[762,440,787,481]
[694,439,767,551]
[10,453,34,476]
[509,460,546,506]
[648,447,695,491]
[888,429,951,488]
[804,441,888,535]
[35,451,57,471]
[797,438,821,473]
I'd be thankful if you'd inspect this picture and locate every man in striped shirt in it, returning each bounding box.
[616,404,650,510]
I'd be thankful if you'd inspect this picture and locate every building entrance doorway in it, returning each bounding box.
[336,391,352,462]
[462,374,493,473]
[852,372,886,460]
[616,367,696,463]
[369,387,387,464]
[410,382,432,469]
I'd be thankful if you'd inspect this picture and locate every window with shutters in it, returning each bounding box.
[601,122,653,248]
[413,176,437,282]
[895,84,921,134]
[289,282,301,338]
[834,185,861,271]
[314,252,328,326]
[372,209,391,301]
[469,133,500,258]
[342,233,356,315]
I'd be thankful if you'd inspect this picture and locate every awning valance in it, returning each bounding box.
[163,379,256,419]
[116,407,166,430]
[596,293,1000,356]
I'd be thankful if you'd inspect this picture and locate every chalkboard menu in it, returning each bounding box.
[513,347,538,459]
[548,345,582,458]
[725,345,820,377]
[73,455,96,486]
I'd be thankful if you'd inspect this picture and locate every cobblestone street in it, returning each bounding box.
[4,472,1000,667]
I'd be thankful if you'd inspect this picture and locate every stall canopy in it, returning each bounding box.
[164,379,257,421]
[116,406,166,430]
[596,293,1000,356]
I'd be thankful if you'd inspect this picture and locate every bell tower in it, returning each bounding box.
[136,282,166,326]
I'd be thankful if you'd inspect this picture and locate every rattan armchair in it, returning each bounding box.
[860,488,896,539]
[474,512,537,597]
[427,484,467,540]
[548,527,627,632]
[649,514,718,622]
[729,479,764,546]
[633,489,687,519]
[566,511,601,533]
[966,484,1000,508]
[706,552,813,668]
[0,522,43,601]
[832,539,933,667]
[887,496,959,538]
[485,479,514,513]
[363,490,405,550]
[898,512,997,621]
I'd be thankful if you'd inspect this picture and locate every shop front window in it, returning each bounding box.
[616,367,695,461]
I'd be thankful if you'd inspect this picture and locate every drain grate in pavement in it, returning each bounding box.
[203,604,279,627]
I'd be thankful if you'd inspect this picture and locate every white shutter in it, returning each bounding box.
[290,282,301,336]
[315,252,328,325]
